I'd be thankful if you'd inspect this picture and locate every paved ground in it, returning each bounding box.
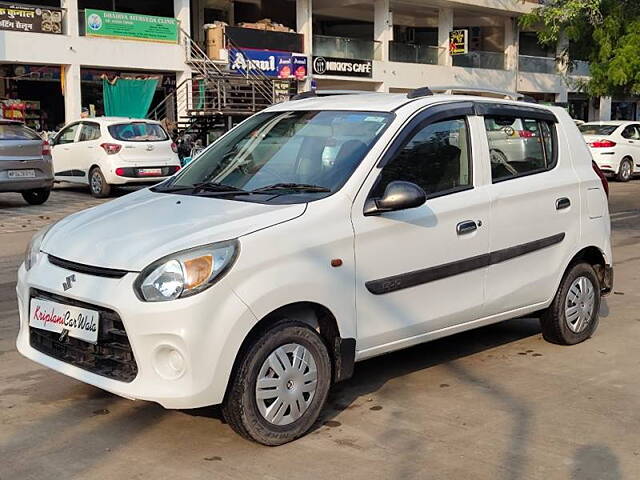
[1,182,640,480]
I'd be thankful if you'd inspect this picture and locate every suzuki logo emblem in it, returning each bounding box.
[62,274,76,291]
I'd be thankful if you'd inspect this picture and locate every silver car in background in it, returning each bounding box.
[0,120,53,205]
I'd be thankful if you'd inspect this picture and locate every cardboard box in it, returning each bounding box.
[205,25,225,60]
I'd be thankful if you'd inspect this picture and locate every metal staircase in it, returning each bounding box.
[148,29,289,140]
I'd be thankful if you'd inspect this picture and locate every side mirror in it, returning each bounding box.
[364,181,427,216]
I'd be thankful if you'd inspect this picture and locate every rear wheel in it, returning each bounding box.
[21,188,50,205]
[616,158,633,182]
[222,321,332,446]
[89,167,111,198]
[540,262,601,345]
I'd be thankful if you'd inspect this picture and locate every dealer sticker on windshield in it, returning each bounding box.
[29,297,99,344]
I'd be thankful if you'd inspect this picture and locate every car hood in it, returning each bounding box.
[41,189,306,271]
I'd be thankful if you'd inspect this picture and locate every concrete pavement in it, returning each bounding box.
[0,183,639,480]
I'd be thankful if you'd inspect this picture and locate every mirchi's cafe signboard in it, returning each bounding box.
[0,3,63,34]
[85,9,179,44]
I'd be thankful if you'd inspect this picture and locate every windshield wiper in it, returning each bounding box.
[192,181,250,195]
[251,183,331,194]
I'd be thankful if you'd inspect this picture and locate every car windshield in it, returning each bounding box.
[0,123,40,140]
[579,124,619,136]
[108,122,169,142]
[162,110,393,201]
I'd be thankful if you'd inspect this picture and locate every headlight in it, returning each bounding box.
[135,239,239,302]
[24,222,57,271]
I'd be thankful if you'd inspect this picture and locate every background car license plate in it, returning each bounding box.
[138,168,162,176]
[29,298,99,344]
[8,169,36,178]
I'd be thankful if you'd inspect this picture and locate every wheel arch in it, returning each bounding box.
[225,301,355,403]
[566,245,612,294]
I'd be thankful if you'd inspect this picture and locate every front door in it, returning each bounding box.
[52,123,81,181]
[352,105,490,357]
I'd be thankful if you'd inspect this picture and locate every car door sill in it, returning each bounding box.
[355,300,549,361]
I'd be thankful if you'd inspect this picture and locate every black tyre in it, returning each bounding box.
[21,188,51,205]
[540,262,601,345]
[89,167,112,198]
[222,321,332,446]
[616,158,633,182]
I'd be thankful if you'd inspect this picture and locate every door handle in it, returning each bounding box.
[556,197,571,210]
[457,220,478,235]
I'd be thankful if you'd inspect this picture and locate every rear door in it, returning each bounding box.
[108,121,175,165]
[51,123,81,180]
[479,104,581,316]
[620,124,640,172]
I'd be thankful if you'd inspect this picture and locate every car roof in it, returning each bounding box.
[266,92,558,115]
[582,121,632,126]
[73,117,162,125]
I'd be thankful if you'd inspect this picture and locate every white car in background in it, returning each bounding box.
[580,121,640,181]
[51,118,181,197]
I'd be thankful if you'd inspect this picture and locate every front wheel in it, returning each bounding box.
[223,321,332,445]
[540,262,601,345]
[616,158,633,182]
[89,167,112,198]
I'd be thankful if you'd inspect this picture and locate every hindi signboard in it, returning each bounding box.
[0,3,63,34]
[85,9,179,44]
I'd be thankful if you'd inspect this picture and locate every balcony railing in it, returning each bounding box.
[453,51,505,70]
[389,42,439,65]
[570,60,590,77]
[313,35,381,61]
[519,55,557,74]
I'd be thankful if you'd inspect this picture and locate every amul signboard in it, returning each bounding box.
[0,3,63,34]
[449,29,468,55]
[85,9,179,43]
[229,49,307,79]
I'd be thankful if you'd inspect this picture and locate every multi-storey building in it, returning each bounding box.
[0,0,633,133]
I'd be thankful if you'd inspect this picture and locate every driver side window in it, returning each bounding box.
[372,118,471,198]
[56,124,79,145]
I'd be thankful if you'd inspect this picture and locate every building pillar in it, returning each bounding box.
[174,0,191,35]
[504,17,518,71]
[63,63,82,123]
[588,98,598,122]
[599,96,612,121]
[555,90,569,104]
[438,8,453,67]
[556,32,569,75]
[61,0,78,36]
[297,0,313,91]
[374,0,392,63]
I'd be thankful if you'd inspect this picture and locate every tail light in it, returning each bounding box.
[171,142,178,153]
[589,139,616,148]
[100,143,122,155]
[42,141,51,156]
[518,130,535,138]
[115,167,125,176]
[592,161,609,198]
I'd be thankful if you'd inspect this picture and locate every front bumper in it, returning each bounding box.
[16,253,257,409]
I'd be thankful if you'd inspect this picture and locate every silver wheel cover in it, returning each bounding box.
[255,343,318,426]
[565,276,596,333]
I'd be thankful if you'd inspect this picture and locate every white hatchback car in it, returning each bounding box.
[51,117,181,197]
[17,90,612,445]
[580,121,640,181]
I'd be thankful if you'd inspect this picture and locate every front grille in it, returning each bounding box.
[29,289,138,383]
[48,255,129,279]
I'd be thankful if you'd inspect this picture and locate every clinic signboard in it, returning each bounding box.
[0,3,63,34]
[85,9,179,43]
[229,48,307,79]
[312,56,373,78]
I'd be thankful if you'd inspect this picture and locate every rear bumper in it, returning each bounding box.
[0,176,54,193]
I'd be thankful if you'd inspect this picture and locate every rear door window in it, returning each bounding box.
[0,123,40,140]
[108,122,169,142]
[484,115,557,182]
